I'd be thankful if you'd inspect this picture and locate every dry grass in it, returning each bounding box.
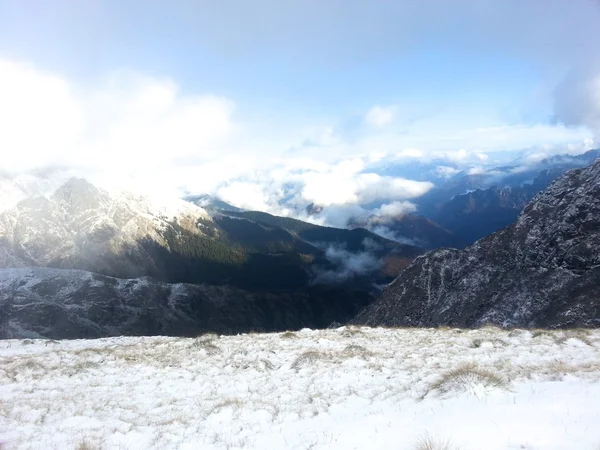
[74,440,100,450]
[341,326,365,337]
[427,362,509,397]
[208,398,245,415]
[191,337,221,355]
[554,330,594,346]
[415,433,458,450]
[280,331,298,339]
[291,350,326,370]
[3,327,599,448]
[343,344,373,358]
[471,337,507,348]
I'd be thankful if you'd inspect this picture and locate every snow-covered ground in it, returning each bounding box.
[1,327,600,450]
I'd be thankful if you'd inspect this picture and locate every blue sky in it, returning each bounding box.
[0,0,599,218]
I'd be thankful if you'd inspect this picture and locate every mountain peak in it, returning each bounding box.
[52,177,107,212]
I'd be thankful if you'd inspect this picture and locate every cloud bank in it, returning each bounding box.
[1,10,600,231]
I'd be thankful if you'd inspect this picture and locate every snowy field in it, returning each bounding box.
[1,327,600,450]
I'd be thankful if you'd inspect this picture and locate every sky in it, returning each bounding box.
[1,0,600,223]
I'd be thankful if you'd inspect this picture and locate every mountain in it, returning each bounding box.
[432,168,564,247]
[0,175,429,338]
[0,176,237,282]
[0,267,371,339]
[0,177,319,289]
[414,150,600,246]
[348,214,458,250]
[352,160,600,328]
[223,210,423,278]
[0,176,423,290]
[416,149,600,218]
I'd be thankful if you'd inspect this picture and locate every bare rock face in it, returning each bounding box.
[352,160,600,328]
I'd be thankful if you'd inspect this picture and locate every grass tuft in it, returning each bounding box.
[191,337,221,355]
[415,433,458,450]
[291,350,326,370]
[74,440,100,450]
[280,331,297,339]
[427,362,509,397]
[343,344,373,358]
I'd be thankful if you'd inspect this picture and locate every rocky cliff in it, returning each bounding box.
[352,160,600,328]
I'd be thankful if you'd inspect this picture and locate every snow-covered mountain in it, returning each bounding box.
[353,159,600,328]
[0,176,213,278]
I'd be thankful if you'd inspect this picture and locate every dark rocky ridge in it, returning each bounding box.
[0,268,371,339]
[352,160,600,328]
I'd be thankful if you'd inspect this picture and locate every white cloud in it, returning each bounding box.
[373,201,417,217]
[444,149,469,163]
[467,167,486,175]
[396,148,424,159]
[435,166,460,178]
[1,54,598,233]
[0,59,235,176]
[365,105,397,128]
[299,160,432,208]
[554,66,600,141]
[312,243,381,283]
[0,60,83,171]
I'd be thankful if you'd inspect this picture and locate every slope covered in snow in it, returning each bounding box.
[1,326,600,449]
[0,177,212,274]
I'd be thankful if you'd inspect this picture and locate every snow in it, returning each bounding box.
[1,327,600,450]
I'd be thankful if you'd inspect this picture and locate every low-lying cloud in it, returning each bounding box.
[311,242,382,284]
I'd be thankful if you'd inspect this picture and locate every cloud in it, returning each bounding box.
[554,65,600,141]
[435,166,460,178]
[0,59,235,178]
[216,181,277,212]
[312,242,381,284]
[0,60,82,172]
[1,48,598,233]
[372,201,417,218]
[300,166,432,209]
[365,105,397,128]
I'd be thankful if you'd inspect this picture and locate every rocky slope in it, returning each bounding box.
[0,267,371,339]
[352,159,600,328]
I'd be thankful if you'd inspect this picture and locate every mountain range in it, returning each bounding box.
[0,175,422,338]
[1,151,599,338]
[353,159,600,328]
[416,149,600,245]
